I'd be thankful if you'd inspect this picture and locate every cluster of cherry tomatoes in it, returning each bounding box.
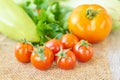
[14,34,93,70]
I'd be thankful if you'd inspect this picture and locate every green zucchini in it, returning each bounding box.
[0,0,40,42]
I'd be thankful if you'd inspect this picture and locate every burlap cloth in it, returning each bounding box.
[0,32,114,80]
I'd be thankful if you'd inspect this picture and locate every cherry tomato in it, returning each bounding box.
[68,4,112,43]
[14,42,33,63]
[31,46,54,70]
[55,49,76,70]
[60,34,79,49]
[73,40,93,62]
[45,39,63,54]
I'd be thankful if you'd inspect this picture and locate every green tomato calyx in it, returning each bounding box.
[55,47,70,63]
[86,8,99,20]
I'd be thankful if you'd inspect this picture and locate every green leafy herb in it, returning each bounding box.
[22,0,72,45]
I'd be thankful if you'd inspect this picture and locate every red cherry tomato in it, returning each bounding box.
[60,34,79,49]
[45,39,63,54]
[55,49,76,70]
[73,40,93,62]
[14,42,33,63]
[31,46,54,70]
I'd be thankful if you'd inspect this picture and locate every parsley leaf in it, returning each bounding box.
[23,0,72,45]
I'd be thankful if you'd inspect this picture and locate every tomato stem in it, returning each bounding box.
[86,8,98,20]
[20,38,32,45]
[55,47,69,63]
[34,46,45,61]
[80,40,91,48]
